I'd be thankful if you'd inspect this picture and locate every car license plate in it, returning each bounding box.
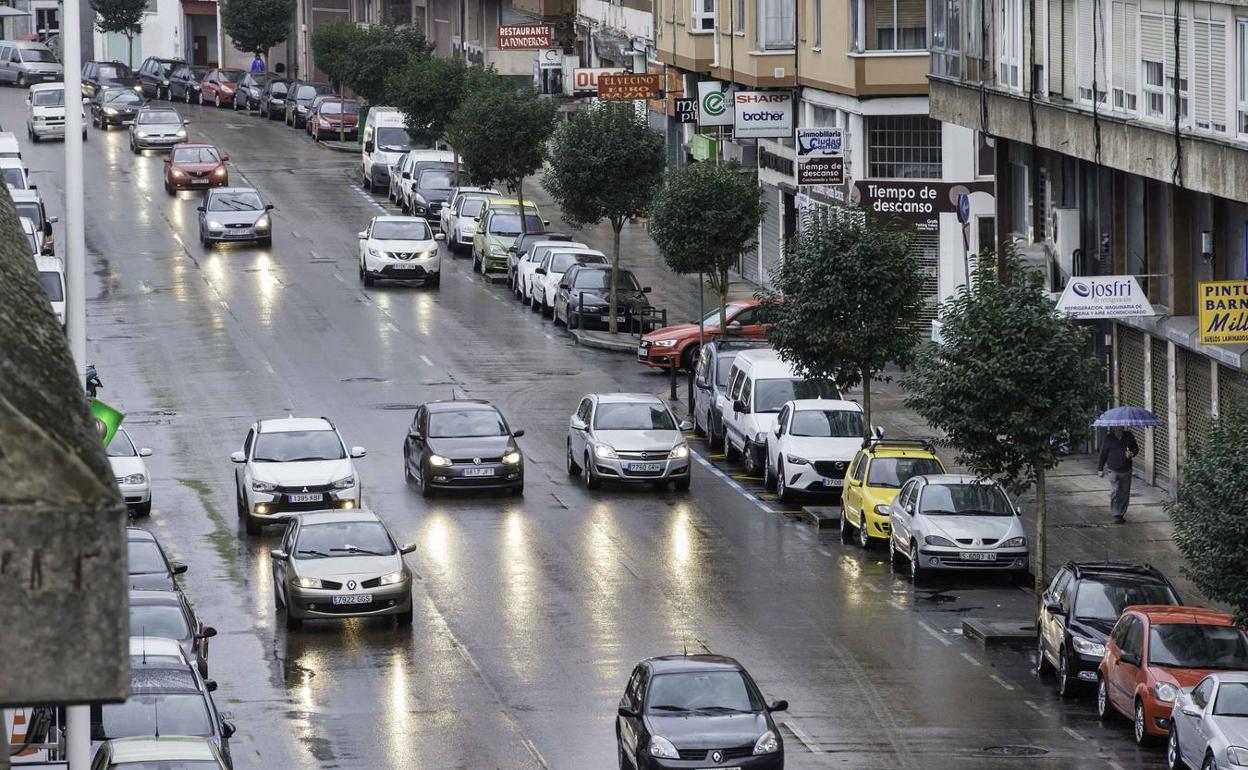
[637,345,648,356]
[627,462,663,472]
[331,594,373,605]
[601,315,625,322]
[463,467,494,477]
[122,119,134,125]
[227,228,250,236]
[960,552,996,561]
[191,178,209,184]
[392,263,419,270]
[824,478,844,487]
[288,492,322,503]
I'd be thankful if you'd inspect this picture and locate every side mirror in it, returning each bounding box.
[642,286,652,293]
[534,267,546,275]
[221,154,229,162]
[196,205,205,212]
[1120,652,1140,667]
[768,699,788,713]
[357,231,366,239]
[1181,705,1202,717]
[559,282,570,291]
[399,543,416,555]
[230,451,246,463]
[269,549,288,561]
[196,626,218,639]
[512,429,525,438]
[543,219,550,226]
[364,140,374,152]
[570,417,587,431]
[617,706,638,719]
[678,419,693,431]
[434,233,446,241]
[872,426,885,440]
[163,157,172,165]
[205,679,218,692]
[349,446,366,458]
[139,447,153,457]
[172,562,188,575]
[774,424,782,437]
[47,216,58,224]
[265,203,275,210]
[733,399,746,414]
[401,171,410,179]
[220,721,235,738]
[1044,601,1063,615]
[695,380,710,391]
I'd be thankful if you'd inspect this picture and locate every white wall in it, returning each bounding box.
[578,0,653,44]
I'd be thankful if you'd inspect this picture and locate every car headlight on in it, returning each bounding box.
[671,443,689,459]
[331,475,355,490]
[1071,636,1106,657]
[428,454,452,467]
[376,571,406,586]
[211,166,226,177]
[786,454,810,465]
[176,128,186,137]
[754,729,779,754]
[367,247,383,258]
[1226,746,1248,767]
[648,736,678,759]
[133,84,142,92]
[652,339,678,348]
[594,444,617,459]
[255,216,270,230]
[502,451,522,465]
[121,473,146,485]
[136,131,148,138]
[251,480,277,493]
[162,78,170,86]
[1153,682,1179,703]
[924,534,956,547]
[170,168,187,177]
[418,250,437,260]
[208,220,224,230]
[1001,536,1027,548]
[104,107,118,115]
[294,577,323,589]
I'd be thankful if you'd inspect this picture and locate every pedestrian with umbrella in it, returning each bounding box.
[1094,406,1161,523]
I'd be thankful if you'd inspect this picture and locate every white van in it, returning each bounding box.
[26,82,83,142]
[0,41,62,87]
[360,107,430,191]
[717,349,841,476]
[35,254,66,329]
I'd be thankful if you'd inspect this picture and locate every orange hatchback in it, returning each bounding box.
[637,300,768,371]
[164,144,229,194]
[1097,605,1248,746]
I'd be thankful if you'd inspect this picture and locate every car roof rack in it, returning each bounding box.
[860,436,937,452]
[1066,560,1165,579]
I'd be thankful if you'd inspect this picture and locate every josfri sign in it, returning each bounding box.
[1055,275,1155,319]
[733,91,791,138]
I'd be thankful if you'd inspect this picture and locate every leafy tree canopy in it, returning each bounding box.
[89,0,145,35]
[310,22,356,88]
[452,80,556,194]
[222,0,295,55]
[342,24,430,105]
[386,54,470,145]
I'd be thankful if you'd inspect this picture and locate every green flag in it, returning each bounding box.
[91,398,125,447]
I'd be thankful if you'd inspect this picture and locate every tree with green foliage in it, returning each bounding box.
[342,25,430,105]
[1168,408,1248,622]
[221,0,294,61]
[89,0,146,68]
[649,162,764,348]
[452,81,556,236]
[310,21,357,91]
[544,103,665,334]
[759,208,922,435]
[904,250,1106,607]
[387,55,469,146]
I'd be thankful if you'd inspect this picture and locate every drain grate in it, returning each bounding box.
[341,376,387,383]
[983,745,1048,757]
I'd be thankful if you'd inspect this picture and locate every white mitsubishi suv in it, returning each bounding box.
[232,417,365,535]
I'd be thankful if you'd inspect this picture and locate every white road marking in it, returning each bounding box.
[1062,726,1087,742]
[917,620,952,646]
[860,582,880,593]
[1107,761,1128,770]
[780,721,823,753]
[419,354,434,367]
[818,549,833,557]
[692,451,774,514]
[989,674,1016,691]
[1023,699,1048,716]
[959,652,983,667]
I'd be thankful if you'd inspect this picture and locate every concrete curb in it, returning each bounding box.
[571,328,639,353]
[799,506,840,528]
[319,140,358,154]
[962,618,1036,648]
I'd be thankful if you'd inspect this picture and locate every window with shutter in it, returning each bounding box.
[1192,8,1226,133]
[1140,9,1189,123]
[1078,0,1109,103]
[1239,19,1248,134]
[931,0,961,75]
[759,0,796,48]
[693,0,716,30]
[1111,0,1138,111]
[997,0,1022,89]
[856,0,927,50]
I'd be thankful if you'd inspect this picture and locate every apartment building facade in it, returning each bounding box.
[655,0,992,325]
[930,0,1248,492]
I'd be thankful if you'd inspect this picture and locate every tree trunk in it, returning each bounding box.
[516,178,527,235]
[453,148,461,187]
[717,267,729,333]
[127,33,134,70]
[608,220,622,335]
[861,368,872,440]
[1034,464,1047,620]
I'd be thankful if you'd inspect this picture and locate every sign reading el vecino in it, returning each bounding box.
[597,73,663,100]
[497,24,553,50]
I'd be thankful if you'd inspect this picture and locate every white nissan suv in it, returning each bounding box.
[358,215,443,288]
[232,417,365,535]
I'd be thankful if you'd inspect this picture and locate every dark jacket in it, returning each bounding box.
[1098,430,1139,472]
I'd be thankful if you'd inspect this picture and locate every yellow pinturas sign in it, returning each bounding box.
[1199,280,1248,345]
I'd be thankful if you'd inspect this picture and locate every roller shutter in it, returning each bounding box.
[1184,349,1214,454]
[1151,335,1169,482]
[913,231,941,329]
[1219,364,1248,417]
[757,183,783,287]
[1117,325,1147,410]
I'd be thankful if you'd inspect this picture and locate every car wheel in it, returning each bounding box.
[722,430,738,462]
[133,501,152,518]
[909,540,926,583]
[542,298,552,318]
[16,73,24,87]
[566,441,581,475]
[554,308,567,327]
[29,128,38,143]
[363,271,375,287]
[403,451,414,484]
[1035,634,1054,677]
[776,460,793,502]
[858,515,872,549]
[1056,650,1076,697]
[284,606,302,630]
[419,466,435,498]
[840,509,855,544]
[244,514,261,536]
[164,180,174,195]
[692,406,706,437]
[1096,676,1113,720]
[567,311,579,330]
[742,442,760,477]
[680,344,700,373]
[583,453,601,490]
[1167,725,1183,770]
[215,93,222,107]
[185,88,191,104]
[888,533,904,565]
[1203,753,1217,770]
[763,454,776,490]
[396,606,414,626]
[674,474,690,492]
[198,91,204,105]
[1135,700,1151,746]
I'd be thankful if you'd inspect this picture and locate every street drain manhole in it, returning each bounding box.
[983,745,1048,757]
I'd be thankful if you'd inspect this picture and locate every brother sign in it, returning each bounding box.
[733,91,792,139]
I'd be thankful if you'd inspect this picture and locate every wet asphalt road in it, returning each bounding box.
[5,88,1172,770]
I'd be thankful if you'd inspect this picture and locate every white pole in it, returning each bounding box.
[67,705,90,769]
[215,0,224,67]
[64,0,86,372]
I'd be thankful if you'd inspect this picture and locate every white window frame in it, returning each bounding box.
[692,0,716,30]
[997,0,1023,90]
[758,0,796,49]
[1140,11,1190,126]
[813,0,823,47]
[1239,18,1248,135]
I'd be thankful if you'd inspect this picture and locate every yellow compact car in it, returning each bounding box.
[840,438,945,548]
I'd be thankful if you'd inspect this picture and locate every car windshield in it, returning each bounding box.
[1149,625,1248,669]
[375,126,415,151]
[418,169,453,189]
[189,67,210,79]
[321,100,359,114]
[571,270,640,291]
[790,409,864,438]
[295,521,395,558]
[1214,682,1248,716]
[489,214,544,236]
[20,48,57,63]
[107,430,138,457]
[428,409,507,438]
[103,90,141,105]
[252,430,344,462]
[218,70,242,82]
[96,694,212,740]
[39,271,64,301]
[127,542,168,574]
[32,89,64,106]
[130,605,190,640]
[3,167,26,188]
[866,457,944,488]
[460,197,489,217]
[97,64,131,80]
[372,220,431,240]
[593,402,675,431]
[715,356,738,387]
[140,110,181,124]
[1072,578,1179,621]
[919,482,1014,516]
[753,379,840,413]
[207,191,263,211]
[551,253,604,273]
[699,305,753,329]
[172,147,220,164]
[646,671,761,715]
[270,82,287,95]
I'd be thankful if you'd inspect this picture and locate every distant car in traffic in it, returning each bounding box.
[136,55,184,99]
[690,338,771,445]
[81,60,139,99]
[553,264,651,331]
[0,40,62,87]
[403,400,525,497]
[91,736,230,770]
[168,63,210,103]
[128,589,217,678]
[531,247,606,316]
[361,106,422,191]
[0,130,20,158]
[840,437,945,549]
[0,156,31,190]
[443,191,499,254]
[108,428,153,516]
[12,188,56,254]
[638,300,769,372]
[257,78,288,119]
[25,82,84,142]
[89,87,143,128]
[394,152,455,213]
[233,71,269,111]
[196,187,274,247]
[271,509,416,629]
[199,67,243,107]
[129,106,187,153]
[515,237,583,304]
[1167,672,1248,770]
[887,474,1030,582]
[231,416,365,535]
[284,80,333,128]
[35,254,65,328]
[308,97,359,141]
[763,398,864,503]
[472,200,546,274]
[508,231,571,292]
[441,186,499,237]
[126,527,186,590]
[406,165,456,221]
[164,143,229,193]
[615,655,786,770]
[567,393,691,491]
[358,215,442,288]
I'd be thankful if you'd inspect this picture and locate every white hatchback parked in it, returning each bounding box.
[358,215,443,288]
[763,399,864,502]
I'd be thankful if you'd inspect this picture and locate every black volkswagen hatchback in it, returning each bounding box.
[617,655,786,769]
[403,400,524,497]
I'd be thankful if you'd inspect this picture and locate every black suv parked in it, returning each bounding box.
[168,63,210,103]
[137,56,184,99]
[1037,561,1182,697]
[81,60,138,99]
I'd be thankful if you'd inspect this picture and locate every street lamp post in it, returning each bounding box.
[64,0,87,372]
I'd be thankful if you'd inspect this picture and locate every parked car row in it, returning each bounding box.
[2,109,67,329]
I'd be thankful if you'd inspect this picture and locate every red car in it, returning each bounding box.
[164,143,229,194]
[199,68,244,107]
[637,300,768,371]
[309,97,360,141]
[1097,605,1248,745]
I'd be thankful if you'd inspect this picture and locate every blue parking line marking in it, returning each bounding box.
[692,450,776,514]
